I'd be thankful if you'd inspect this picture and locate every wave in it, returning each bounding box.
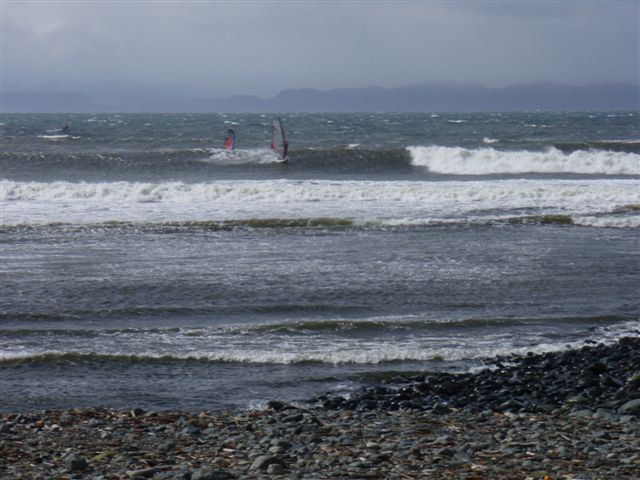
[0,317,529,337]
[2,317,635,366]
[227,314,629,335]
[3,178,639,204]
[554,140,640,154]
[2,148,225,171]
[407,146,640,175]
[2,179,639,229]
[1,211,638,233]
[4,144,639,176]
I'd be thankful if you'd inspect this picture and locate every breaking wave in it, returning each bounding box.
[2,315,635,366]
[2,179,639,228]
[3,178,639,204]
[407,145,640,175]
[4,144,639,177]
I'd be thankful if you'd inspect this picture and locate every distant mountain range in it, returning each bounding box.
[2,81,639,113]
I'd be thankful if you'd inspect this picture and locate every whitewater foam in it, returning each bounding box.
[3,320,635,366]
[2,179,639,226]
[205,148,282,164]
[407,145,640,175]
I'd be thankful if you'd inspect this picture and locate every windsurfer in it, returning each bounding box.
[224,129,236,150]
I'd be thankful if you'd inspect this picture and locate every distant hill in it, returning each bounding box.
[2,81,639,113]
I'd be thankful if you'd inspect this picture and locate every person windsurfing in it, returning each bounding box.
[224,129,236,150]
[271,118,288,162]
[61,120,70,133]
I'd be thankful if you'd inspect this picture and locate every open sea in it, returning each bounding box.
[1,112,639,412]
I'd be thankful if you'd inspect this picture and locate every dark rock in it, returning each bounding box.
[126,467,162,478]
[0,423,14,434]
[618,398,640,415]
[431,403,451,414]
[65,453,88,473]
[266,463,285,475]
[249,454,286,471]
[191,467,232,480]
[267,400,287,411]
[281,413,303,423]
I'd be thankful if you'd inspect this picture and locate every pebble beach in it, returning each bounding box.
[2,337,638,480]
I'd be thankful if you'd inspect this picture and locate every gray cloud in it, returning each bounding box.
[2,1,638,98]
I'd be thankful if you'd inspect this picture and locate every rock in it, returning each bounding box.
[250,455,286,471]
[65,453,88,473]
[159,439,176,451]
[431,403,451,414]
[127,467,162,478]
[437,447,457,457]
[566,394,588,405]
[267,400,287,411]
[281,413,304,423]
[498,399,524,412]
[618,398,640,415]
[181,425,200,435]
[266,463,285,475]
[569,409,593,418]
[627,371,640,385]
[593,408,616,421]
[618,415,637,424]
[0,423,14,434]
[191,467,231,480]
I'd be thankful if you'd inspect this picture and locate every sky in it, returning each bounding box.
[2,1,639,99]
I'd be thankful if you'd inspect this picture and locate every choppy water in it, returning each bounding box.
[1,112,639,412]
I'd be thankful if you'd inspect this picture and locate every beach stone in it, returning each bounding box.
[127,467,162,478]
[266,463,285,475]
[65,453,88,473]
[267,400,287,411]
[569,409,593,418]
[191,467,231,480]
[627,371,640,385]
[181,425,200,435]
[281,413,304,423]
[593,408,616,421]
[498,399,524,412]
[431,403,451,414]
[618,398,640,415]
[618,415,637,424]
[566,394,588,405]
[159,439,176,451]
[250,454,286,471]
[0,422,13,433]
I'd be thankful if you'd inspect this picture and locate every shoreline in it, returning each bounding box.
[2,337,639,479]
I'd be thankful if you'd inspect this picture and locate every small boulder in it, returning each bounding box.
[65,453,88,473]
[250,455,286,471]
[619,398,640,415]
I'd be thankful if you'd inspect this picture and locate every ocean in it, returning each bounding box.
[1,112,639,412]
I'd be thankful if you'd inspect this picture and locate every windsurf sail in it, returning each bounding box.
[224,129,236,150]
[271,118,288,160]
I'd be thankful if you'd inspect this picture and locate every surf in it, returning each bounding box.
[408,145,640,175]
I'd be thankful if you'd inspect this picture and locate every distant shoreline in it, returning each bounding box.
[3,81,639,113]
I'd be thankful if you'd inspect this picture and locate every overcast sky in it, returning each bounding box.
[2,1,639,98]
